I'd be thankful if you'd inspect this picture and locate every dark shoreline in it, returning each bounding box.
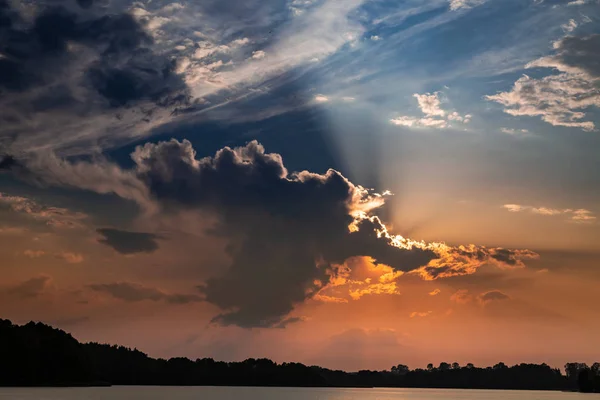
[1,319,598,393]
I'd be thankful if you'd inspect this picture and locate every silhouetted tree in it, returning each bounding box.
[565,362,588,379]
[438,362,451,371]
[0,319,587,391]
[493,362,507,370]
[578,368,593,393]
[391,364,409,375]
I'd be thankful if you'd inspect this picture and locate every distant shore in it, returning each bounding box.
[1,319,598,393]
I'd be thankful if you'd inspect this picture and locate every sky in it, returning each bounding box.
[0,0,599,372]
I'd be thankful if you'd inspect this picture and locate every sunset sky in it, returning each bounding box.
[1,0,599,372]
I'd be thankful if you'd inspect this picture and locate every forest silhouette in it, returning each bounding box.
[1,319,598,392]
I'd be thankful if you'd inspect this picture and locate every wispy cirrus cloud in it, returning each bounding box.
[0,193,87,229]
[449,0,487,12]
[503,204,596,223]
[0,0,367,157]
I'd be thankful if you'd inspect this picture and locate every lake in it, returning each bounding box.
[0,387,590,400]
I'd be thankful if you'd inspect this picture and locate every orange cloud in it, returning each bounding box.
[450,289,473,304]
[350,215,539,281]
[313,294,348,304]
[56,252,84,264]
[411,245,539,280]
[429,289,441,296]
[349,282,400,300]
[23,249,45,258]
[316,257,405,302]
[410,311,432,318]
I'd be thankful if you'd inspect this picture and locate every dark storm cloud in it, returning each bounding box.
[97,228,160,254]
[129,139,437,328]
[551,34,600,78]
[0,0,189,121]
[0,155,16,170]
[88,282,202,304]
[76,0,94,9]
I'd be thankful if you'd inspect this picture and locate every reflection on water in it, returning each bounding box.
[0,387,586,400]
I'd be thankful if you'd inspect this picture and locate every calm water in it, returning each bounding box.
[0,387,592,400]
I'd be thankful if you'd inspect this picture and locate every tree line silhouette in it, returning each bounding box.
[1,319,598,391]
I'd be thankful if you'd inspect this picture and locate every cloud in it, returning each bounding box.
[0,0,190,155]
[88,282,202,304]
[567,0,591,5]
[0,0,369,159]
[487,34,600,131]
[561,19,578,33]
[349,282,401,300]
[314,95,329,102]
[13,139,538,328]
[76,0,94,9]
[318,256,405,302]
[133,140,538,326]
[56,252,84,264]
[500,128,530,136]
[0,155,16,170]
[477,290,510,305]
[251,50,266,60]
[0,192,87,229]
[96,228,161,255]
[313,294,349,304]
[414,93,446,117]
[130,139,440,327]
[391,116,449,129]
[12,154,155,214]
[571,209,596,222]
[449,0,486,11]
[450,289,473,304]
[429,288,441,296]
[3,275,52,299]
[23,250,45,258]
[410,243,539,280]
[410,311,432,318]
[502,204,596,223]
[391,92,471,129]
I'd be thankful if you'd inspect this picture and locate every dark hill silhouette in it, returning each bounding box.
[0,319,598,391]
